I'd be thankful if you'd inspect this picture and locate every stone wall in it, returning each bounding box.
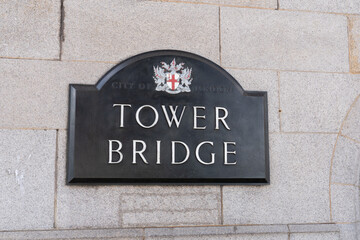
[0,0,359,239]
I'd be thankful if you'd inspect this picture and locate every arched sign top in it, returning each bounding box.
[67,50,269,185]
[95,50,246,93]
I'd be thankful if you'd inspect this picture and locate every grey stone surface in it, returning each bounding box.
[280,72,360,133]
[290,232,339,240]
[234,225,289,234]
[223,133,336,224]
[349,16,360,73]
[0,59,113,129]
[331,136,360,185]
[338,224,357,240]
[226,69,279,132]
[331,184,357,223]
[147,234,288,240]
[280,0,360,14]
[152,0,277,9]
[146,225,288,237]
[0,228,143,240]
[120,187,221,227]
[221,8,348,72]
[0,130,56,231]
[56,130,124,229]
[289,224,339,233]
[145,226,236,237]
[0,0,60,59]
[63,0,219,63]
[56,130,221,228]
[342,96,360,142]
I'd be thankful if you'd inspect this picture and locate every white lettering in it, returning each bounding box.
[195,141,215,165]
[135,105,159,128]
[108,140,123,164]
[156,140,161,164]
[171,141,190,165]
[193,106,206,129]
[132,140,148,164]
[224,142,236,165]
[113,104,132,128]
[161,105,186,128]
[215,107,230,130]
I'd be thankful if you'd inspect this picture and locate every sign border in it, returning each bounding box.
[67,50,270,185]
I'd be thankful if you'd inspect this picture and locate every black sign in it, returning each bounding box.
[67,50,269,185]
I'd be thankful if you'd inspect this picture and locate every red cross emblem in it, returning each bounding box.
[166,73,179,91]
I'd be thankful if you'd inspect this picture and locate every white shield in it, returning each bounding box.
[166,73,180,91]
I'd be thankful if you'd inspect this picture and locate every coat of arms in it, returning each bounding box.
[153,59,192,94]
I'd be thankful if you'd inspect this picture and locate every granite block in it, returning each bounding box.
[63,0,219,63]
[0,130,56,230]
[221,8,348,72]
[0,0,60,59]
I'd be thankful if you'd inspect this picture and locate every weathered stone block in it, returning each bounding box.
[289,224,339,233]
[331,184,358,223]
[0,0,60,59]
[219,0,276,8]
[341,96,360,142]
[290,232,339,240]
[56,130,124,229]
[349,16,360,73]
[63,0,219,63]
[331,136,360,185]
[120,186,221,227]
[0,59,113,129]
[235,225,288,234]
[145,225,289,238]
[0,130,56,231]
[280,72,360,132]
[226,69,279,132]
[338,224,357,240]
[0,228,143,240]
[147,233,288,240]
[223,133,335,224]
[56,130,221,228]
[145,226,236,237]
[221,8,348,72]
[153,0,277,9]
[280,0,360,14]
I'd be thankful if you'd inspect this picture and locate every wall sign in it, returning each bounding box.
[67,50,269,184]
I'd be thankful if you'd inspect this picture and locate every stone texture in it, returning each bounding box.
[145,226,236,237]
[342,96,360,143]
[223,133,336,224]
[338,224,357,240]
[280,0,360,14]
[0,130,56,231]
[57,130,221,228]
[349,16,360,73]
[331,184,358,223]
[289,224,339,233]
[331,136,360,185]
[221,8,348,72]
[290,233,339,240]
[280,72,360,132]
[147,234,288,240]
[0,228,143,240]
[63,0,219,63]
[120,186,221,227]
[145,225,288,237]
[0,0,60,59]
[56,130,124,229]
[226,69,279,132]
[235,225,288,234]
[0,59,113,129]
[151,0,277,9]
